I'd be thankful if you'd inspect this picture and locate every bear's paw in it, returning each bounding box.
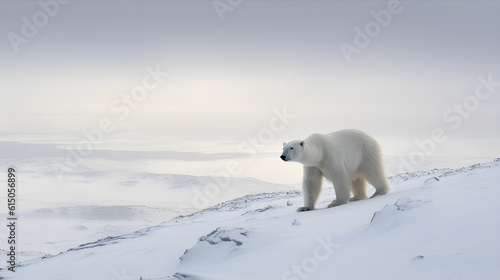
[297,206,313,212]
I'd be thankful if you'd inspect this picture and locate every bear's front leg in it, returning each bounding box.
[298,167,323,212]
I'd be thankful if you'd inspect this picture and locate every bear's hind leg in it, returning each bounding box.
[349,176,368,202]
[327,171,351,208]
[364,167,390,198]
[298,166,323,212]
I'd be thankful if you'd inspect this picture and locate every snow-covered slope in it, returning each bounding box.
[4,160,500,280]
[0,158,293,262]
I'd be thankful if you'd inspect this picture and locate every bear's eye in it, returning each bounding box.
[290,147,294,150]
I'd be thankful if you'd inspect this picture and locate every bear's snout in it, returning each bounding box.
[280,155,287,161]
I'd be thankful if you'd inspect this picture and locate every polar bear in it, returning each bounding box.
[281,129,390,211]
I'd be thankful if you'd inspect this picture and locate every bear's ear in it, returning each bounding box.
[300,141,304,147]
[283,142,287,147]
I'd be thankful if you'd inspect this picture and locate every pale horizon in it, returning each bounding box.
[1,0,499,183]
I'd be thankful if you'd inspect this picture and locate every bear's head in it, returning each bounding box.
[280,140,304,162]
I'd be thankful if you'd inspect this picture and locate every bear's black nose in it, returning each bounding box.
[280,155,286,161]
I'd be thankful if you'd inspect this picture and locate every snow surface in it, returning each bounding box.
[0,157,292,262]
[3,160,499,280]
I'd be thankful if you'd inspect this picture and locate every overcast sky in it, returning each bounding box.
[1,0,499,158]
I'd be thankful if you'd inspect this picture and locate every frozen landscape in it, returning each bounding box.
[1,1,499,279]
[1,156,498,280]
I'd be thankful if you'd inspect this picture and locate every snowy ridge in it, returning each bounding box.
[388,158,500,182]
[30,191,304,263]
[180,191,302,215]
[4,160,500,280]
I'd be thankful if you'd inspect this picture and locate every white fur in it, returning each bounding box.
[281,129,390,211]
